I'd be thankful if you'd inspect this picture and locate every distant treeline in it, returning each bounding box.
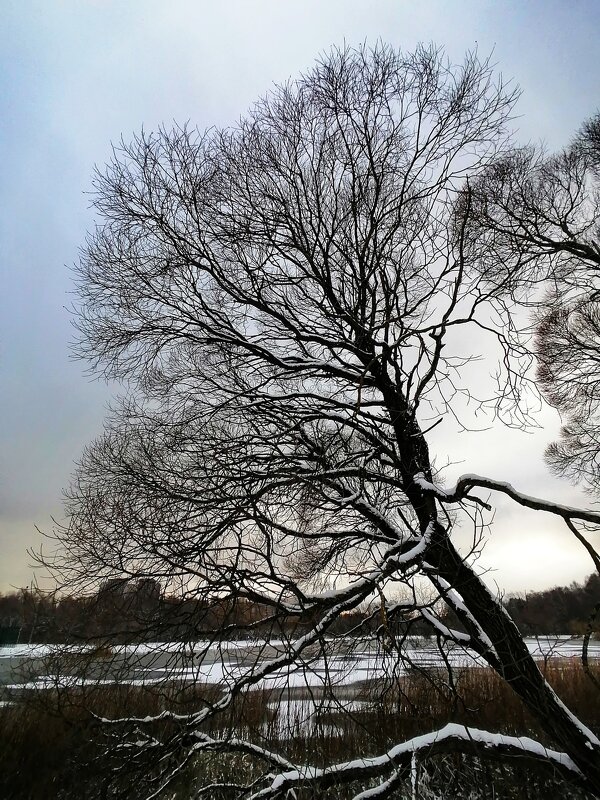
[504,573,600,636]
[1,573,598,645]
[0,577,413,645]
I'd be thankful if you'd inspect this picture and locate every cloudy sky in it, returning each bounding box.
[2,0,600,594]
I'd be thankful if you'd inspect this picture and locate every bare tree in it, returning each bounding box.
[467,113,600,491]
[466,113,600,600]
[41,45,600,797]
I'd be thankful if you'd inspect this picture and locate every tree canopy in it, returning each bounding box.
[41,44,600,798]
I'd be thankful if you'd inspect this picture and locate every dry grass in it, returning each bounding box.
[352,658,600,743]
[0,682,223,799]
[1,659,599,798]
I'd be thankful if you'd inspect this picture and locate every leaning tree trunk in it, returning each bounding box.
[382,373,600,794]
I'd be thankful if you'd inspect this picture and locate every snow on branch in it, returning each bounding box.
[419,606,472,645]
[249,724,584,798]
[414,473,600,524]
[189,732,296,771]
[301,522,435,606]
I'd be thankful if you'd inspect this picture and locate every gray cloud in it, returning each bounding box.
[2,0,600,593]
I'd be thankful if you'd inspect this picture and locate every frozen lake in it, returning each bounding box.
[1,635,598,694]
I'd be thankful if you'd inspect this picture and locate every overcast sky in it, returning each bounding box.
[2,0,600,594]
